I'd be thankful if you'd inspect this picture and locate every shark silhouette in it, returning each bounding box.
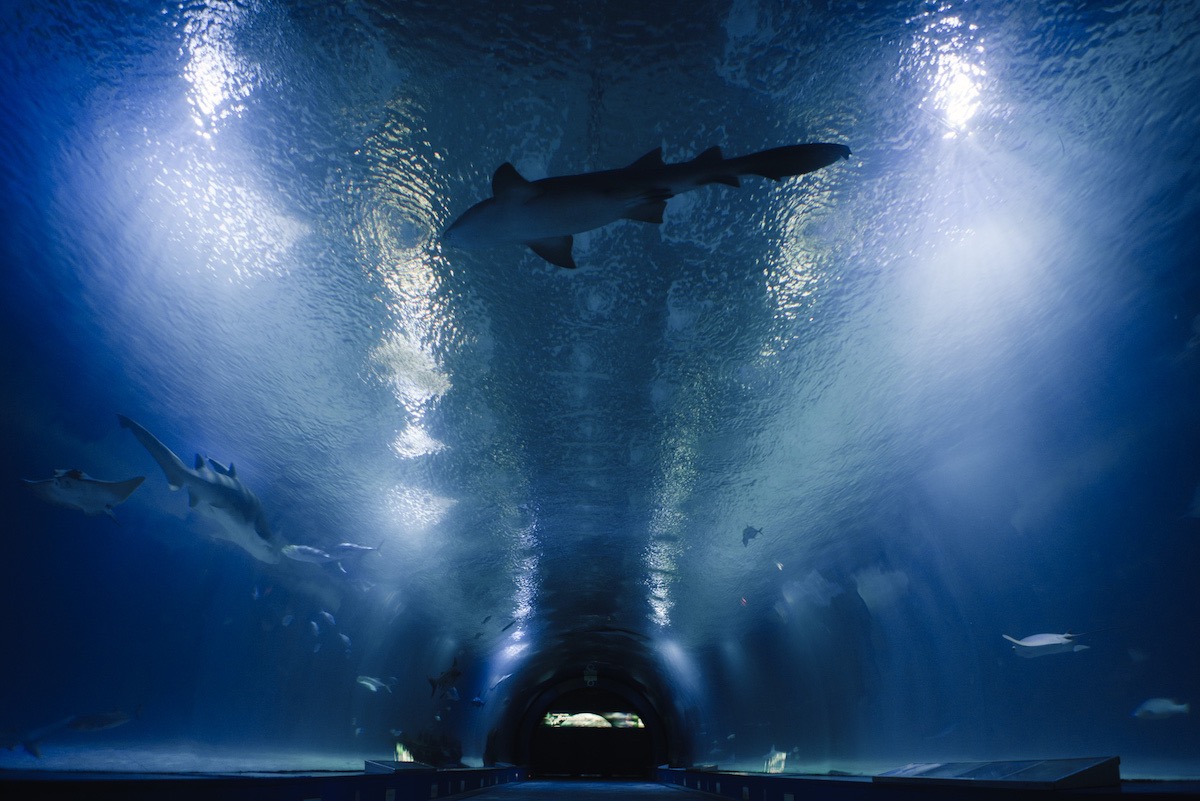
[442,142,850,267]
[22,469,144,521]
[118,415,281,563]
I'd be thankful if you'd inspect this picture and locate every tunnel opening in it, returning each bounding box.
[528,686,656,779]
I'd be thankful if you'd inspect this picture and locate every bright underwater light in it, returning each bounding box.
[910,10,987,138]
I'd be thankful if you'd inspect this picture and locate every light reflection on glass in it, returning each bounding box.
[510,520,540,633]
[385,484,456,535]
[370,329,451,418]
[644,441,696,627]
[181,1,263,136]
[129,144,306,284]
[391,424,445,459]
[910,7,987,138]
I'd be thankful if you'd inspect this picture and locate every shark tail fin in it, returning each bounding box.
[118,415,190,491]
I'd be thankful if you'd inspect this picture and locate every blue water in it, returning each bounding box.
[2,0,1199,780]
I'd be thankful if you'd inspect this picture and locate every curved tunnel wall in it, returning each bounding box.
[489,654,692,774]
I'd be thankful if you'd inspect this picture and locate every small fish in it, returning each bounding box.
[428,659,461,698]
[489,673,512,691]
[281,614,294,627]
[357,676,393,693]
[23,469,145,521]
[318,610,336,627]
[389,728,404,737]
[501,619,516,632]
[313,642,322,653]
[727,734,737,741]
[433,715,442,722]
[281,544,336,564]
[481,615,492,625]
[775,562,784,571]
[354,727,364,736]
[1133,698,1190,719]
[339,633,352,650]
[742,525,762,547]
[1002,632,1090,658]
[474,632,483,639]
[470,697,485,708]
[444,687,460,702]
[309,620,320,637]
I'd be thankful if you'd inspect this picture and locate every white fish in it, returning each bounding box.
[309,620,320,637]
[23,469,144,521]
[281,544,336,564]
[357,676,393,693]
[1002,632,1091,658]
[328,541,383,559]
[281,614,294,627]
[339,633,352,651]
[1133,698,1190,719]
[318,610,336,627]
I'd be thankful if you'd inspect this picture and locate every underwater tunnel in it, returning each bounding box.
[3,0,1200,798]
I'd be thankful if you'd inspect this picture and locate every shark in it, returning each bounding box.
[22,469,144,521]
[442,142,851,267]
[428,658,461,698]
[118,414,281,563]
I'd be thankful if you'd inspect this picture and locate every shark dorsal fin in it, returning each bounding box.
[627,148,665,170]
[194,454,205,470]
[695,145,724,163]
[207,458,236,478]
[492,163,535,200]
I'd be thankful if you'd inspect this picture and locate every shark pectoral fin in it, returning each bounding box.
[624,198,667,224]
[188,490,201,508]
[626,147,665,170]
[527,236,576,268]
[492,163,537,201]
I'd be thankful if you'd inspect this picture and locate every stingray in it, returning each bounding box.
[1002,632,1091,658]
[22,469,144,521]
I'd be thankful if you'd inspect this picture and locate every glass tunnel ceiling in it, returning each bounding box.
[2,0,1199,779]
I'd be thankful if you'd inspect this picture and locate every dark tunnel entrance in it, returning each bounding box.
[527,687,659,779]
